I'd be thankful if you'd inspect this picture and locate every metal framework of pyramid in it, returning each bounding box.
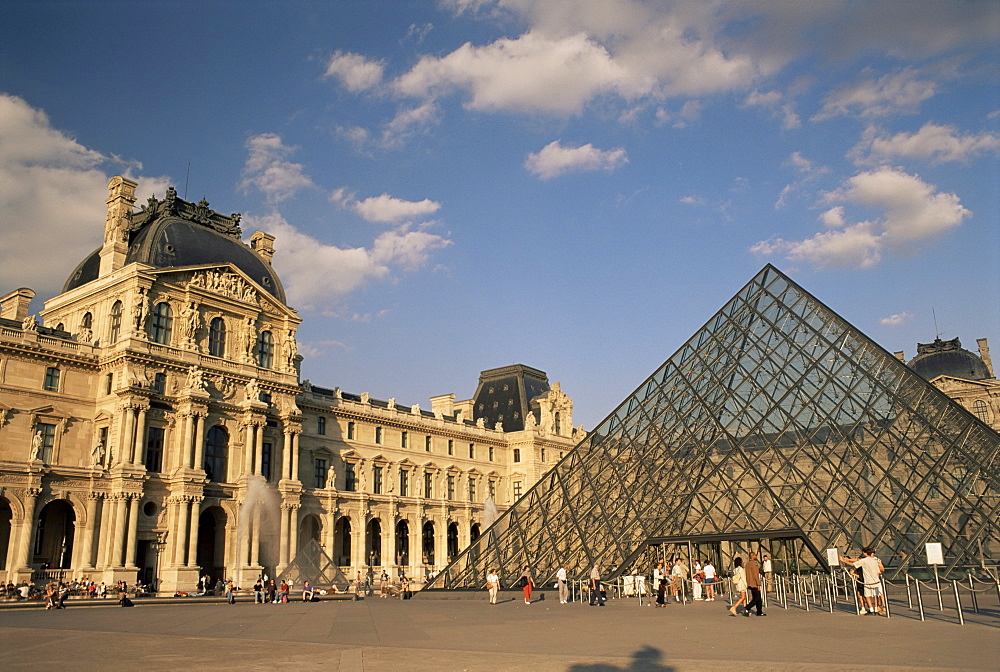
[428,265,1000,589]
[282,539,351,590]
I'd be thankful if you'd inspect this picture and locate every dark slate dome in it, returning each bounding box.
[908,337,991,382]
[63,188,286,304]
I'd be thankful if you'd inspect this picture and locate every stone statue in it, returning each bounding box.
[30,431,43,460]
[78,327,93,343]
[186,365,208,393]
[245,378,260,402]
[21,314,38,332]
[182,301,200,340]
[387,398,395,410]
[326,465,337,490]
[283,329,297,369]
[132,289,147,332]
[360,467,368,493]
[91,438,106,467]
[525,411,537,428]
[243,319,256,361]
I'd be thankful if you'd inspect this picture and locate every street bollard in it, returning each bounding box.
[915,579,925,621]
[953,580,964,625]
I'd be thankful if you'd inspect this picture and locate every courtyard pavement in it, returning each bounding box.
[1,590,997,671]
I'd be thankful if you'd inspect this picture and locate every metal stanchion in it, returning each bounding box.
[968,572,979,614]
[803,575,810,611]
[933,565,943,610]
[915,579,926,621]
[827,573,835,613]
[906,574,912,609]
[881,577,890,618]
[952,580,964,625]
[851,575,861,615]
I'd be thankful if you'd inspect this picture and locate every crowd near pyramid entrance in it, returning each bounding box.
[427,265,1000,590]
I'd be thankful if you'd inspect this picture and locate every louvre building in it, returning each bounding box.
[429,265,1000,590]
[0,177,582,592]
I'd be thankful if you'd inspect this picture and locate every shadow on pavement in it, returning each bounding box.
[570,645,674,672]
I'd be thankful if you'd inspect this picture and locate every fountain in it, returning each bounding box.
[234,475,282,585]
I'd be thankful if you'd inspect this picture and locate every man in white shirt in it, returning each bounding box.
[556,564,569,603]
[702,561,717,601]
[843,547,885,615]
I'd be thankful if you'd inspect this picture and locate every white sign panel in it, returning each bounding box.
[826,548,840,566]
[926,542,944,565]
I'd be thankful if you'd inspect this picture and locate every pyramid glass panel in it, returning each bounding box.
[427,266,1000,590]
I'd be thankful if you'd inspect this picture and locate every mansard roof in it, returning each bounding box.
[63,187,286,304]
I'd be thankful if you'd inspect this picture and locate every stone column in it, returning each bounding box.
[250,508,261,566]
[281,429,293,480]
[124,496,139,568]
[112,495,128,566]
[132,407,148,464]
[290,431,301,483]
[186,499,200,566]
[172,498,188,566]
[278,504,290,568]
[96,496,114,568]
[254,425,265,476]
[179,412,193,469]
[244,423,255,476]
[79,494,99,570]
[193,414,206,473]
[288,505,299,563]
[14,488,42,570]
[120,406,135,465]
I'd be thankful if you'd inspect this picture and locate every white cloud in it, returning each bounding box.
[813,68,937,120]
[680,195,705,206]
[247,212,451,313]
[0,94,166,302]
[851,123,1000,165]
[880,312,914,327]
[353,194,442,223]
[239,133,314,202]
[381,100,440,147]
[324,51,385,92]
[752,167,971,268]
[744,89,801,130]
[331,188,442,223]
[524,140,628,179]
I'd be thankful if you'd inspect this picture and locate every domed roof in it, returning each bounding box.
[907,337,991,382]
[63,188,285,304]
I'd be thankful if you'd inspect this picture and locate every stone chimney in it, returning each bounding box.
[250,231,276,265]
[99,176,138,275]
[977,338,994,378]
[893,351,906,363]
[430,393,455,418]
[0,288,35,321]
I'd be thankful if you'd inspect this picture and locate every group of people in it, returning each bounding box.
[4,579,115,601]
[653,558,722,606]
[485,563,608,606]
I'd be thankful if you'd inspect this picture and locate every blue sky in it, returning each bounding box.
[2,0,998,430]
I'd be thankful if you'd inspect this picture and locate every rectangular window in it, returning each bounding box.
[373,465,383,494]
[513,448,521,463]
[468,478,476,502]
[399,469,409,497]
[489,446,495,462]
[401,431,408,448]
[345,463,356,491]
[43,367,60,392]
[153,372,166,395]
[317,417,326,435]
[447,439,454,456]
[513,481,523,499]
[489,480,496,498]
[105,373,114,395]
[261,442,272,481]
[425,435,432,452]
[347,422,355,440]
[447,474,455,500]
[375,426,383,444]
[424,472,433,498]
[315,458,327,489]
[144,426,164,472]
[540,448,546,463]
[36,422,56,462]
[469,443,475,459]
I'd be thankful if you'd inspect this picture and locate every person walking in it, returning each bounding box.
[518,566,535,604]
[653,561,667,607]
[729,557,747,616]
[744,552,765,616]
[589,564,605,606]
[486,568,500,604]
[556,564,570,604]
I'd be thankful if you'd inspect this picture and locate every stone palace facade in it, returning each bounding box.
[0,177,582,592]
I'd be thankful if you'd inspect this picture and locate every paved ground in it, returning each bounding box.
[1,590,997,671]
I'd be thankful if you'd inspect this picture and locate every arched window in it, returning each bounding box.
[150,302,172,344]
[109,301,123,343]
[973,399,991,424]
[554,412,562,435]
[422,521,435,565]
[81,312,93,330]
[204,425,228,482]
[208,317,226,357]
[256,330,273,368]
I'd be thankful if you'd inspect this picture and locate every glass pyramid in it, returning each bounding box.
[283,538,351,591]
[429,265,1000,589]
